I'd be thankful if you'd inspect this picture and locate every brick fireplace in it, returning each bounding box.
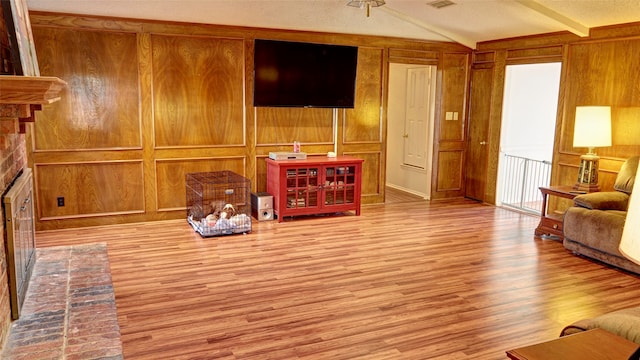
[0,121,27,348]
[0,76,66,349]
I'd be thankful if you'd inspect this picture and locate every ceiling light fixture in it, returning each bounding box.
[427,0,456,9]
[347,0,386,17]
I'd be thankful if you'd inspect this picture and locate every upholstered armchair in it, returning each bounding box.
[563,156,639,274]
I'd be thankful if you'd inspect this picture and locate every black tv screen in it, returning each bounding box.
[253,39,358,108]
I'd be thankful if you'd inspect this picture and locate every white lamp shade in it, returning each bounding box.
[619,165,640,264]
[573,106,612,147]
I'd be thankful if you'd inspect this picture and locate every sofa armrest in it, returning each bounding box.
[573,191,629,211]
[561,307,640,344]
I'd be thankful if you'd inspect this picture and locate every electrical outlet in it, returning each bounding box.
[57,197,65,207]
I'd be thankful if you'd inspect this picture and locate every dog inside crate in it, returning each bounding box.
[186,171,252,236]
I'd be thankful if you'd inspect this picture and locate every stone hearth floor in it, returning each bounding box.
[1,243,123,360]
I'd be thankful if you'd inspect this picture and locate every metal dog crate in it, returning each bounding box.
[186,171,252,237]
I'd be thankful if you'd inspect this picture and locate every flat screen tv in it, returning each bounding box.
[253,39,358,108]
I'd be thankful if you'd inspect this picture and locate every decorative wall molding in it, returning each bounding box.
[0,76,65,133]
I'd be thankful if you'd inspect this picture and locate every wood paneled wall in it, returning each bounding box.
[471,24,640,209]
[433,52,470,199]
[34,28,141,151]
[28,12,471,230]
[152,34,246,148]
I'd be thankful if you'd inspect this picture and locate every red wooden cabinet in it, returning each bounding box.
[266,156,363,222]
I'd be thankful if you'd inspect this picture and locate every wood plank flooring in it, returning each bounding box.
[35,199,640,359]
[384,187,425,204]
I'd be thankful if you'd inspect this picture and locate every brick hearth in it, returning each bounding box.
[1,243,123,359]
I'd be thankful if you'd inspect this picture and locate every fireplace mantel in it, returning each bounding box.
[0,76,66,133]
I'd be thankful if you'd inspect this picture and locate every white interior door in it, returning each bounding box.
[403,67,433,169]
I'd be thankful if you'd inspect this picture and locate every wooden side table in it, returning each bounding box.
[534,186,583,240]
[506,328,639,360]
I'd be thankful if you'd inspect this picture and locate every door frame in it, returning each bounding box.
[385,62,437,200]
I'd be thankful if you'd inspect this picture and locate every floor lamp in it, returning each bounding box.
[619,165,640,265]
[620,163,640,360]
[573,106,612,192]
[617,165,640,360]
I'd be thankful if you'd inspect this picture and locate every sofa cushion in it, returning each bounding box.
[561,307,640,344]
[573,191,629,211]
[614,156,639,194]
[563,207,627,256]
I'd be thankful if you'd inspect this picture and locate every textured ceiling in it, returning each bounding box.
[26,0,640,49]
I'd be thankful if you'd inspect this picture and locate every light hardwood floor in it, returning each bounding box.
[384,187,425,204]
[35,198,640,359]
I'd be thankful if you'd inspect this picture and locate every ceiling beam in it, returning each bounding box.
[515,0,590,37]
[379,6,476,49]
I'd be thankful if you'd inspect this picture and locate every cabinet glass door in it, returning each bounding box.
[323,166,356,206]
[285,167,319,209]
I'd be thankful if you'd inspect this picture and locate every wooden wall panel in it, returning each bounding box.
[436,151,464,191]
[432,52,469,199]
[29,12,472,229]
[255,156,269,192]
[439,52,469,141]
[471,23,640,208]
[473,51,495,63]
[506,45,563,62]
[255,107,333,145]
[36,161,144,219]
[152,34,245,148]
[344,47,383,144]
[344,151,381,198]
[32,27,141,151]
[388,48,438,65]
[561,40,640,161]
[155,157,246,211]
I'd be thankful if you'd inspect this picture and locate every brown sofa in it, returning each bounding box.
[562,156,639,274]
[561,306,640,343]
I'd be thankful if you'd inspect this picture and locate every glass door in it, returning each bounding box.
[323,165,356,207]
[285,167,319,209]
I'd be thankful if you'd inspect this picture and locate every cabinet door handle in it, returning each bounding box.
[480,141,487,145]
